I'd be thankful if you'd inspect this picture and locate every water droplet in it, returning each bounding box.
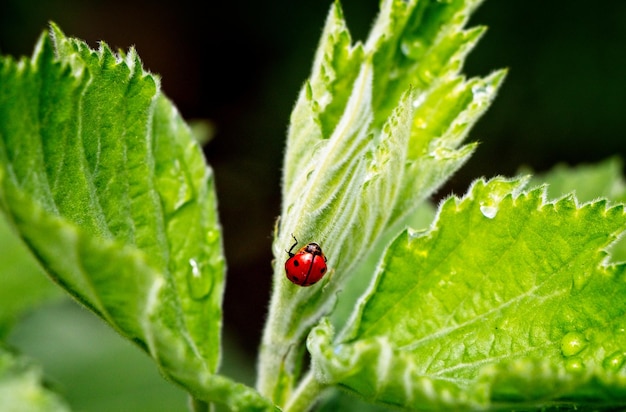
[160,159,194,215]
[189,258,201,277]
[480,205,498,219]
[603,351,626,371]
[412,93,426,109]
[206,229,219,245]
[187,258,212,300]
[471,83,494,99]
[561,332,588,357]
[417,68,434,84]
[400,38,425,60]
[430,147,455,160]
[407,227,424,239]
[565,357,584,373]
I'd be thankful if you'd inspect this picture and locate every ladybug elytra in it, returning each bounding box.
[284,235,328,286]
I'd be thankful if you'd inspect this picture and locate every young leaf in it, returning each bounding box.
[0,25,273,410]
[309,177,626,410]
[258,0,505,404]
[0,346,70,412]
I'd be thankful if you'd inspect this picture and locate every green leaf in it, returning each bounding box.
[526,157,626,204]
[259,0,505,404]
[308,177,626,410]
[316,387,396,412]
[527,157,626,263]
[0,214,62,338]
[330,202,437,332]
[0,24,273,410]
[0,346,70,412]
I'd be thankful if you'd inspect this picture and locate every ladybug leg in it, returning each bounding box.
[286,234,298,257]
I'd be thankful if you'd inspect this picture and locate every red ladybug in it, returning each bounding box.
[284,235,328,286]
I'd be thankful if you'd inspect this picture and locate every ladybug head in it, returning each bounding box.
[304,242,323,256]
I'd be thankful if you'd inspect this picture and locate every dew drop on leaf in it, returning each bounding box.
[479,204,498,219]
[471,83,494,99]
[161,159,195,215]
[417,68,433,84]
[206,229,219,245]
[565,357,585,373]
[430,147,456,160]
[560,331,588,357]
[187,258,213,300]
[603,351,626,371]
[400,38,425,60]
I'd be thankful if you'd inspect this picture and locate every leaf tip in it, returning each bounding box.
[47,21,64,40]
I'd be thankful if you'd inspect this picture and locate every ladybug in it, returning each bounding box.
[284,235,328,286]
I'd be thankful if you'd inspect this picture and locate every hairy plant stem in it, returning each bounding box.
[284,371,326,412]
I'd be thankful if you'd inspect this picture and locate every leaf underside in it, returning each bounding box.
[0,24,261,407]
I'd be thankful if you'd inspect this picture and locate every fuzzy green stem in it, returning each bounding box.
[256,287,299,405]
[284,371,327,412]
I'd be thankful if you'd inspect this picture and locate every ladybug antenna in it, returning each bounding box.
[286,234,298,257]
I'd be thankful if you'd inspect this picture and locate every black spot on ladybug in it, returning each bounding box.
[293,260,299,267]
[320,267,326,274]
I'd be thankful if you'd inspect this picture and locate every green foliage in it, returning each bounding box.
[8,301,188,412]
[260,0,505,406]
[527,157,626,204]
[0,346,70,412]
[0,23,271,411]
[1,0,626,411]
[527,158,626,263]
[310,177,626,410]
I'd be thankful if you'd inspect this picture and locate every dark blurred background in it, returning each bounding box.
[2,0,625,409]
